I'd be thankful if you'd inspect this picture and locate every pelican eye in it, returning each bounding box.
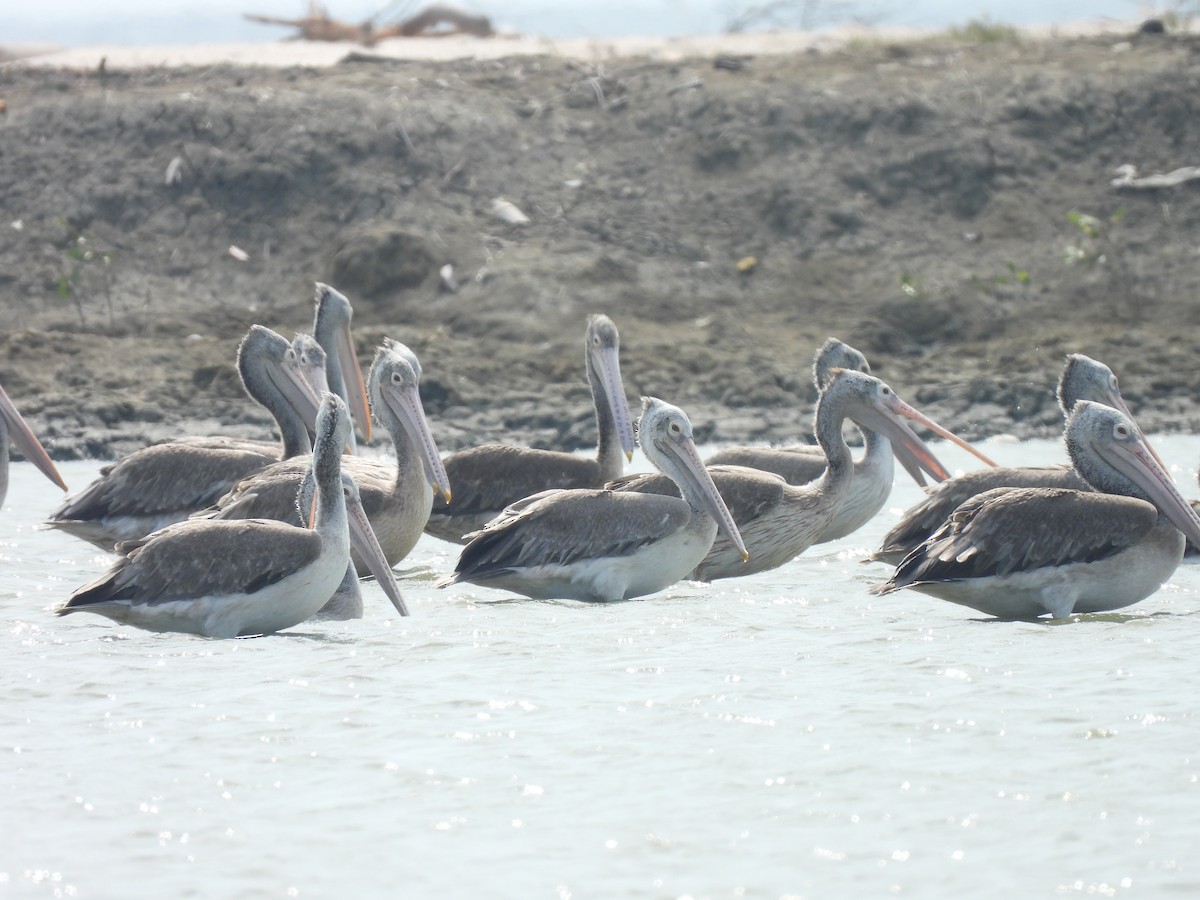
[668,420,682,436]
[286,349,297,362]
[1115,424,1130,438]
[391,371,403,384]
[1110,375,1119,390]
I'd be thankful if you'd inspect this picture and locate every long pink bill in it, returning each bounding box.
[0,383,67,492]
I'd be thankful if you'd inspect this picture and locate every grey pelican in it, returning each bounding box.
[296,468,409,620]
[424,314,635,544]
[0,382,68,507]
[203,340,451,577]
[438,397,747,602]
[871,401,1200,619]
[870,353,1148,565]
[56,394,405,636]
[312,283,371,450]
[705,338,985,543]
[45,326,320,549]
[608,371,992,581]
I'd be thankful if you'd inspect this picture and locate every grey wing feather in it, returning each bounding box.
[51,439,278,519]
[608,465,786,526]
[877,465,1086,558]
[885,487,1157,588]
[435,445,603,518]
[200,459,311,523]
[453,489,689,578]
[705,446,825,486]
[63,519,321,608]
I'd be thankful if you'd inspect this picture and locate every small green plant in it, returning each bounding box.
[899,272,924,299]
[948,18,1021,43]
[969,260,1033,302]
[57,229,116,330]
[1063,207,1124,266]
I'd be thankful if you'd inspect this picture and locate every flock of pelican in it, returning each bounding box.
[3,285,1200,635]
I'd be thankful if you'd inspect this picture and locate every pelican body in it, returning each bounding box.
[424,314,635,544]
[872,353,1144,564]
[440,397,747,602]
[0,382,68,507]
[871,401,1200,619]
[56,394,403,637]
[610,371,991,581]
[705,338,964,543]
[203,341,450,577]
[44,326,320,549]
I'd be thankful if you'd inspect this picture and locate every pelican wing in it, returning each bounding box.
[51,439,277,520]
[436,444,603,518]
[62,519,322,609]
[452,489,690,579]
[875,464,1085,560]
[608,465,787,526]
[704,446,825,486]
[881,487,1158,589]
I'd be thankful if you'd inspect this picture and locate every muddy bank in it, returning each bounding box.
[2,30,1200,464]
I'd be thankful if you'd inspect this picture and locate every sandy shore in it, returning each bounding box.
[2,20,1198,464]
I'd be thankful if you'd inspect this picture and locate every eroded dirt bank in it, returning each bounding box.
[3,30,1200,463]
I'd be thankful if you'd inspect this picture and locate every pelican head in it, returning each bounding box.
[237,325,324,458]
[292,334,330,396]
[313,283,371,449]
[586,315,636,463]
[637,396,748,562]
[1058,353,1167,470]
[1067,400,1200,547]
[1058,354,1135,419]
[821,369,996,481]
[812,337,870,391]
[368,340,452,504]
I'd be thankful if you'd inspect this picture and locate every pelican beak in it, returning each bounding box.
[335,321,371,449]
[0,384,67,492]
[346,490,409,617]
[594,342,636,462]
[662,430,749,562]
[384,378,452,504]
[273,348,324,443]
[890,441,933,487]
[307,491,318,529]
[1111,437,1200,549]
[861,392,997,483]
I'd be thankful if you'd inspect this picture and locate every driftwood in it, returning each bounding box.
[245,2,493,46]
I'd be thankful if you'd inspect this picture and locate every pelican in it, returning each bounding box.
[56,394,405,636]
[0,382,68,507]
[44,326,320,549]
[608,371,992,581]
[312,283,371,450]
[871,401,1200,619]
[296,468,409,620]
[424,314,635,544]
[202,340,451,576]
[438,397,747,602]
[705,338,986,543]
[870,353,1147,565]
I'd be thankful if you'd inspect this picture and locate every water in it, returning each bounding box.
[4,435,1200,897]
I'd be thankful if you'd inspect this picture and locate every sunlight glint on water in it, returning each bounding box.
[4,436,1200,895]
